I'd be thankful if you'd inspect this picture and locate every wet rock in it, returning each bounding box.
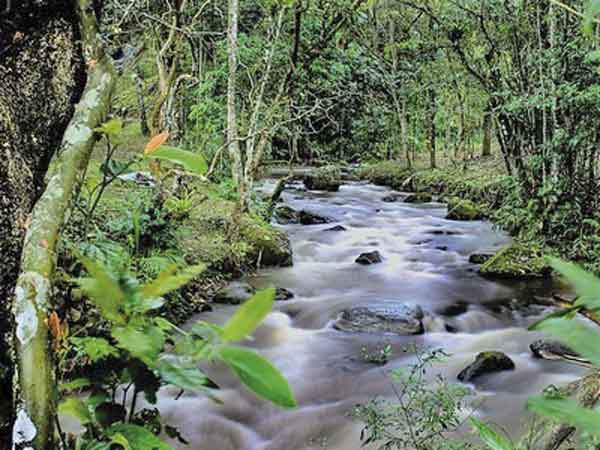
[426,229,462,236]
[334,304,424,335]
[274,205,299,224]
[303,165,342,191]
[438,301,469,317]
[436,246,448,251]
[382,194,402,203]
[214,281,256,304]
[446,198,484,221]
[355,250,383,265]
[530,339,588,366]
[479,243,551,279]
[469,253,493,264]
[255,229,294,267]
[404,192,433,204]
[457,351,515,382]
[325,225,347,232]
[299,210,333,225]
[275,287,295,302]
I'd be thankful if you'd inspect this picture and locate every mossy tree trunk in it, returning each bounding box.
[1,1,114,448]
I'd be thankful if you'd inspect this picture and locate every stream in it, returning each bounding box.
[158,180,584,450]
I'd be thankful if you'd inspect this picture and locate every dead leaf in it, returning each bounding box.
[144,131,169,155]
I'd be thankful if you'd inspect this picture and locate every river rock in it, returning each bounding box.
[334,304,424,335]
[469,253,493,264]
[355,250,383,265]
[275,287,295,301]
[382,194,402,203]
[457,351,515,382]
[404,192,433,203]
[299,210,333,225]
[303,165,342,191]
[274,205,299,224]
[325,225,347,232]
[479,244,551,279]
[446,198,484,221]
[214,281,256,304]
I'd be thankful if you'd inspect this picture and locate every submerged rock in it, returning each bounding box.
[479,243,551,279]
[446,198,484,221]
[303,165,342,191]
[214,282,256,304]
[458,351,515,382]
[469,253,493,264]
[382,194,402,203]
[325,225,347,232]
[334,304,424,335]
[355,250,383,265]
[299,210,333,225]
[404,192,433,204]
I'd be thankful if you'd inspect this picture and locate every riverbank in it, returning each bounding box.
[356,157,600,276]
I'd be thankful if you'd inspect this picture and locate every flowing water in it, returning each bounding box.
[158,180,584,450]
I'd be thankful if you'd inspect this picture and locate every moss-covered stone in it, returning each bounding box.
[479,243,551,279]
[446,198,484,221]
[404,192,433,204]
[357,162,412,189]
[303,165,342,191]
[458,351,515,382]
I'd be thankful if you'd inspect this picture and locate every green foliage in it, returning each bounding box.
[59,258,295,448]
[470,418,515,450]
[145,146,207,175]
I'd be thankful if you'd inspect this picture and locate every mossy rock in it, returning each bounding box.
[244,223,293,267]
[446,198,484,221]
[479,243,551,279]
[404,192,433,204]
[458,351,515,382]
[274,205,299,224]
[304,165,342,191]
[358,162,412,189]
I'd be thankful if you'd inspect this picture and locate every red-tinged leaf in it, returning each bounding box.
[144,131,170,155]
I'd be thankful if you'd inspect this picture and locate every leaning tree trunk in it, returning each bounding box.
[0,2,87,447]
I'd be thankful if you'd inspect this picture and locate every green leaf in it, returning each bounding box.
[60,377,92,392]
[71,337,119,362]
[77,256,125,324]
[158,360,210,391]
[58,397,92,425]
[222,288,275,343]
[141,264,205,300]
[110,433,132,450]
[145,146,207,175]
[470,418,515,450]
[528,396,600,437]
[112,325,165,366]
[219,346,296,408]
[108,424,175,450]
[531,317,600,366]
[94,118,123,136]
[549,258,600,310]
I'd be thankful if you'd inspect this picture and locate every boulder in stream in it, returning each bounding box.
[214,281,256,304]
[458,351,515,382]
[479,243,551,279]
[446,198,484,221]
[404,192,433,204]
[469,253,493,264]
[355,250,383,265]
[299,210,333,225]
[274,205,299,224]
[325,225,347,232]
[275,287,295,301]
[530,339,590,366]
[334,304,424,335]
[382,194,402,203]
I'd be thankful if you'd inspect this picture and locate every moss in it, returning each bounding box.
[357,162,412,189]
[303,165,342,191]
[479,243,551,279]
[446,197,484,221]
[404,192,433,204]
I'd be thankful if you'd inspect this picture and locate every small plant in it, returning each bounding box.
[354,347,472,450]
[361,344,392,365]
[58,256,295,449]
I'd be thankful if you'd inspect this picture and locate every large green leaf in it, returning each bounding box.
[71,337,119,362]
[219,346,296,408]
[145,146,207,175]
[77,257,125,324]
[528,396,600,437]
[158,360,210,391]
[531,317,600,366]
[108,424,175,450]
[94,118,123,136]
[222,288,275,343]
[112,325,165,366]
[141,264,205,300]
[470,418,515,450]
[549,258,600,310]
[58,397,92,425]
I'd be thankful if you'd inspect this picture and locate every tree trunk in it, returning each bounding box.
[482,103,493,157]
[0,2,87,447]
[428,88,437,169]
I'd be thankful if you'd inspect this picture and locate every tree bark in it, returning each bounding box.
[482,102,493,157]
[0,2,88,447]
[428,88,437,169]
